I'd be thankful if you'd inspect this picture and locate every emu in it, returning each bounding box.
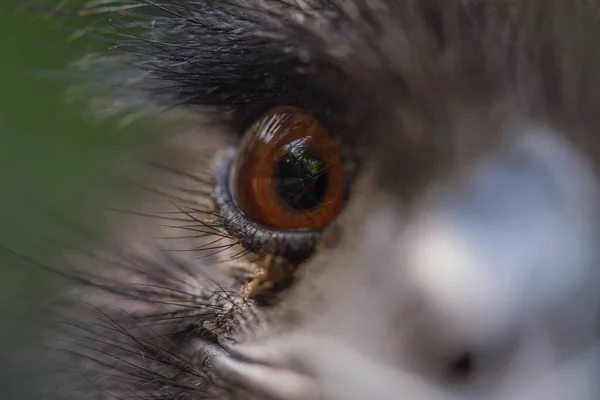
[52,1,600,399]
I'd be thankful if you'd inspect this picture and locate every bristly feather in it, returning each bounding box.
[30,114,262,399]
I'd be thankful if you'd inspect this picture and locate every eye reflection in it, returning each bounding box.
[274,139,329,211]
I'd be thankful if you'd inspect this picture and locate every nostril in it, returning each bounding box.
[446,351,476,381]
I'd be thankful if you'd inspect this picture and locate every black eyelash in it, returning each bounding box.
[134,158,321,263]
[213,148,320,263]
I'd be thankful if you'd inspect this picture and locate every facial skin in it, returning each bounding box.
[55,1,600,399]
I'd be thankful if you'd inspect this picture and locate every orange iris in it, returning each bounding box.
[233,106,345,230]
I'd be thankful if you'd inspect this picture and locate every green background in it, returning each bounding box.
[0,1,144,397]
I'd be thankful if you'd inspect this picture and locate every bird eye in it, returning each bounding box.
[232,106,345,231]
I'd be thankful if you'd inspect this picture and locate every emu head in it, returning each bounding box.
[59,1,600,399]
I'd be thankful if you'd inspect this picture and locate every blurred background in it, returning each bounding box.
[0,1,143,398]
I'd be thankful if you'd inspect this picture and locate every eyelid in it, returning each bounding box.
[230,94,341,138]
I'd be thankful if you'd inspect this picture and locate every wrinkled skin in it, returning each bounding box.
[53,1,600,399]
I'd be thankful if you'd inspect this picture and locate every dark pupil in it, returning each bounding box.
[273,143,328,211]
